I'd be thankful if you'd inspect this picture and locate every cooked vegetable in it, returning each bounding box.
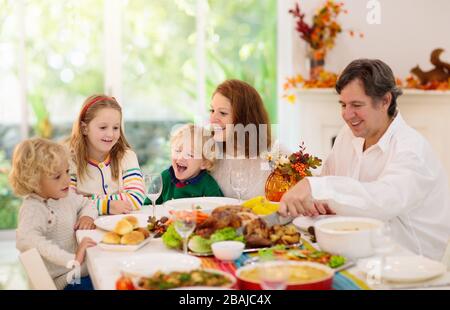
[189,227,244,253]
[137,269,232,290]
[210,227,243,243]
[328,255,346,268]
[116,275,135,290]
[193,210,209,224]
[161,224,182,249]
[257,247,346,269]
[242,196,279,215]
[188,235,212,253]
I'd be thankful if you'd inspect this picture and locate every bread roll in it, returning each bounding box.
[102,232,121,244]
[120,231,145,245]
[124,215,139,229]
[114,219,134,235]
[134,227,150,239]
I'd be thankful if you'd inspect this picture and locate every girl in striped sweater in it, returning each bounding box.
[68,95,145,215]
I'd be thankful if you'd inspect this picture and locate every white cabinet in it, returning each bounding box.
[278,88,450,180]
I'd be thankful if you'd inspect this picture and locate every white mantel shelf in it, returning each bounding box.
[278,88,450,181]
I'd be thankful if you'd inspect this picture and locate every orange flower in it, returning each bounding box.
[285,94,297,104]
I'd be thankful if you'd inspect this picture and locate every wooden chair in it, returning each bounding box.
[19,248,56,290]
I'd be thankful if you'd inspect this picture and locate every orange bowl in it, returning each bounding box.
[235,261,334,290]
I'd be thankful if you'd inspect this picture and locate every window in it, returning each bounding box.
[26,0,104,125]
[0,0,277,230]
[206,0,277,120]
[1,0,21,230]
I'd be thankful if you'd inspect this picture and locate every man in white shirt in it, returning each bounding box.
[279,59,450,260]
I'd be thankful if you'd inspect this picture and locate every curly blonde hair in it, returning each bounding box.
[9,138,69,197]
[170,124,216,171]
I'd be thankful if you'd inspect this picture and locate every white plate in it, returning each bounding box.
[292,215,334,232]
[120,253,201,277]
[359,255,446,283]
[163,197,240,214]
[94,214,150,232]
[98,237,151,252]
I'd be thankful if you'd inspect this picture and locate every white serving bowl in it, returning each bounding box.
[211,241,245,261]
[314,216,383,259]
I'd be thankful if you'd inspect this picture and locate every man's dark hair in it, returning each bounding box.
[335,59,403,117]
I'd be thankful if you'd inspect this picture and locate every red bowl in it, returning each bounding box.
[235,261,334,290]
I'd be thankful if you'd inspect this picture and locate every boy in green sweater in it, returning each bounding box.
[155,124,223,204]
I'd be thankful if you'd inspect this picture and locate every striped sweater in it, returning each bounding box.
[69,150,145,215]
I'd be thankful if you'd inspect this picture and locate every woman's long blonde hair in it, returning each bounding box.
[69,95,130,182]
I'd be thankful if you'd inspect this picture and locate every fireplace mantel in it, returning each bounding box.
[278,88,450,180]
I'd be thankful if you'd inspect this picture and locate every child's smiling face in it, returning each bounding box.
[38,160,71,200]
[171,137,206,182]
[83,107,121,160]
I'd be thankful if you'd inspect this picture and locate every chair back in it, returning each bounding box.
[19,248,57,290]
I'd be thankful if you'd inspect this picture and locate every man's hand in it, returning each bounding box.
[313,201,335,215]
[279,178,318,217]
[74,216,96,230]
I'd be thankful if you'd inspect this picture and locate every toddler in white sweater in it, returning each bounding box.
[10,138,98,290]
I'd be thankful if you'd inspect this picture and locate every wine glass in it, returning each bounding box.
[173,210,196,255]
[144,173,162,218]
[230,168,248,203]
[258,260,289,290]
[368,224,395,286]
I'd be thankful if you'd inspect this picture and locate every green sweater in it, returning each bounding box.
[150,167,223,205]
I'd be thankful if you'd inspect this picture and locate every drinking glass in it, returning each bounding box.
[173,210,196,255]
[258,260,289,290]
[144,173,162,218]
[230,168,248,203]
[368,224,395,286]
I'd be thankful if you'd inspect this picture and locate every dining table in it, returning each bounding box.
[75,204,450,290]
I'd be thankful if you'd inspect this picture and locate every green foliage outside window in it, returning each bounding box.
[206,0,277,122]
[0,151,20,230]
[0,0,277,229]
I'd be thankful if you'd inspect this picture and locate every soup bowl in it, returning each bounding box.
[314,216,384,259]
[235,261,334,290]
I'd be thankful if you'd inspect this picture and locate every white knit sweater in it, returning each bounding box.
[16,191,98,289]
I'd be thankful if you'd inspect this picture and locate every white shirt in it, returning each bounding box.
[308,113,450,260]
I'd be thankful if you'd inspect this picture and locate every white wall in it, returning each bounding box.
[289,0,450,78]
[277,0,450,151]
